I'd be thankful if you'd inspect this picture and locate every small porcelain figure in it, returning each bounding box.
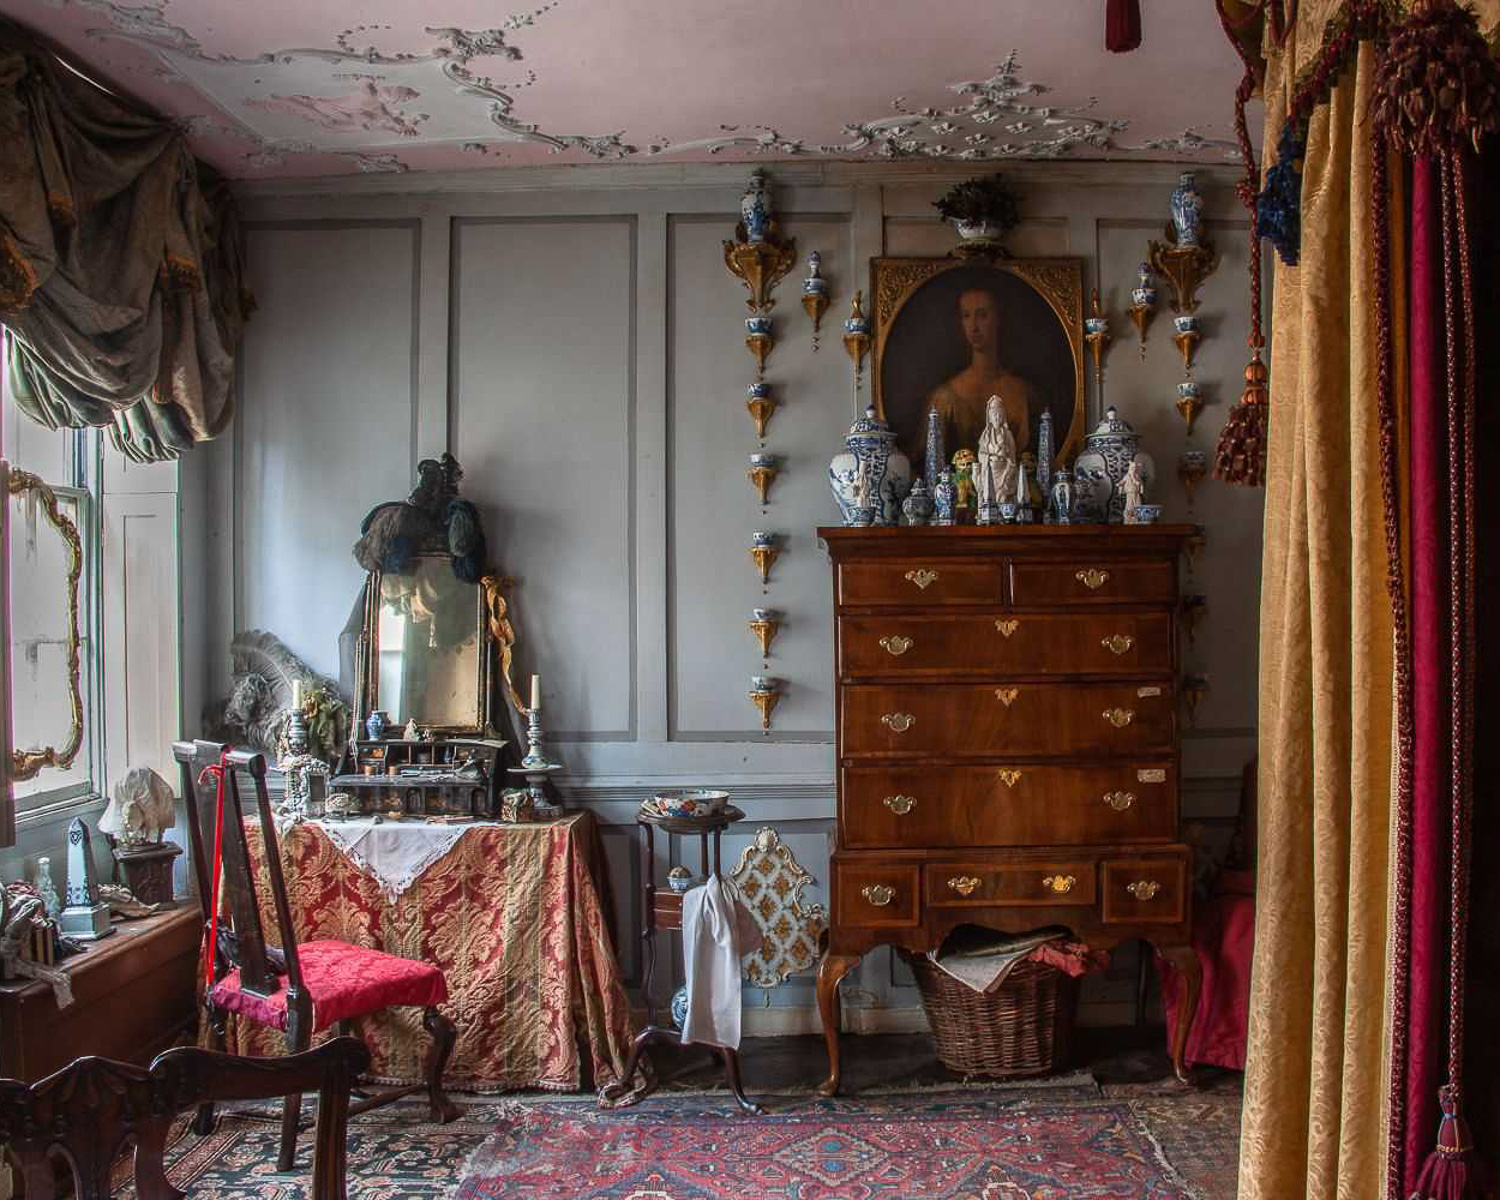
[1121,459,1147,520]
[1049,468,1075,525]
[974,395,1019,524]
[100,767,175,847]
[1170,172,1204,248]
[933,468,957,526]
[35,856,60,920]
[951,449,976,515]
[741,169,773,243]
[403,718,421,741]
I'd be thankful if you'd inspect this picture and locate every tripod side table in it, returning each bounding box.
[601,804,764,1114]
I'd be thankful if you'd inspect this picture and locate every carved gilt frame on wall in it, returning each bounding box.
[7,468,85,782]
[870,256,1086,467]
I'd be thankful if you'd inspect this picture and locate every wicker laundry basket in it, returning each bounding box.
[905,951,1079,1078]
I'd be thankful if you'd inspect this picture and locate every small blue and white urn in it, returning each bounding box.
[828,405,912,527]
[741,169,773,243]
[1170,172,1204,248]
[670,985,690,1029]
[1131,262,1157,308]
[901,478,934,526]
[1048,468,1075,525]
[933,469,957,526]
[365,709,390,741]
[802,250,827,295]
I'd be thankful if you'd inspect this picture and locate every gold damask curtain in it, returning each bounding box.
[1237,31,1403,1200]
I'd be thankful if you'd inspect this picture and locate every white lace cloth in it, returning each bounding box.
[313,820,506,900]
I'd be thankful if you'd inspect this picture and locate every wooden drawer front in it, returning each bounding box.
[839,611,1174,678]
[1101,857,1188,925]
[841,763,1178,849]
[925,860,1097,907]
[1011,558,1177,606]
[840,682,1175,758]
[836,864,921,927]
[838,561,1003,607]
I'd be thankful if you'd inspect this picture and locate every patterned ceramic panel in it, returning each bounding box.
[731,826,828,988]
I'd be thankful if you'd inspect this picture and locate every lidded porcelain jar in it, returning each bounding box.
[1073,405,1155,523]
[828,405,912,526]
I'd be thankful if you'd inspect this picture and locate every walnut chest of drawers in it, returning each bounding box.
[815,525,1202,1092]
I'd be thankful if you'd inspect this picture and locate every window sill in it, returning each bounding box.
[15,788,106,831]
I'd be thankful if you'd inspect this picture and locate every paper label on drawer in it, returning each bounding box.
[1137,769,1167,783]
[1136,686,1162,698]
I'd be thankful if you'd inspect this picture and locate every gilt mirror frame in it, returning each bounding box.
[355,557,497,739]
[869,255,1086,469]
[7,468,85,781]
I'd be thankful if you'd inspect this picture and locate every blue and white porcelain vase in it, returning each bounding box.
[1048,468,1075,525]
[1072,405,1155,523]
[923,406,945,491]
[1131,262,1157,308]
[741,170,773,243]
[802,250,827,295]
[365,709,390,741]
[901,478,934,526]
[933,469,957,526]
[828,405,912,526]
[670,985,690,1029]
[1170,172,1204,248]
[1035,409,1055,497]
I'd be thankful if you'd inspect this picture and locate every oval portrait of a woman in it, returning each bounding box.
[875,261,1080,470]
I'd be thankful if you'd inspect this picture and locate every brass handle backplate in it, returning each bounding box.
[904,569,938,590]
[882,794,916,815]
[1127,880,1162,901]
[997,768,1023,788]
[1103,791,1135,811]
[1042,874,1077,895]
[881,712,916,733]
[994,687,1019,707]
[994,619,1019,638]
[1076,567,1110,590]
[948,875,981,896]
[1101,634,1134,655]
[1103,707,1135,728]
[861,884,895,907]
[879,635,914,656]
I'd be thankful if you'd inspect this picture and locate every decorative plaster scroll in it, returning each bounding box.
[244,76,428,139]
[730,828,828,989]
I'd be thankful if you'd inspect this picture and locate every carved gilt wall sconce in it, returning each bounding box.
[1184,524,1207,579]
[802,251,830,350]
[1148,232,1219,316]
[747,454,779,505]
[723,170,796,316]
[1128,261,1157,357]
[1182,673,1210,727]
[1178,449,1208,504]
[1172,314,1201,372]
[749,678,781,731]
[749,533,780,589]
[843,292,871,390]
[748,609,781,658]
[7,468,85,781]
[1084,288,1110,391]
[1175,380,1204,435]
[1180,594,1208,647]
[745,316,774,377]
[746,382,776,440]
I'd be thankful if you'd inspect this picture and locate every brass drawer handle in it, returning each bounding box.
[1101,634,1134,655]
[879,635,914,656]
[1042,874,1077,895]
[997,768,1023,788]
[994,688,1019,707]
[1076,567,1110,590]
[1103,707,1135,728]
[882,794,916,815]
[881,712,916,733]
[948,875,981,896]
[1127,880,1162,901]
[994,619,1019,637]
[1103,791,1135,811]
[904,569,939,590]
[861,884,895,907]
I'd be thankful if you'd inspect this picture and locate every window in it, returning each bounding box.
[1,328,104,819]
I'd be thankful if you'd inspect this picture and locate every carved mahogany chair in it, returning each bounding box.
[173,741,459,1172]
[0,1036,369,1200]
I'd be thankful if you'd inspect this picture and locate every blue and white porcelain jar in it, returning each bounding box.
[803,250,827,295]
[1131,262,1157,308]
[828,405,912,526]
[670,985,690,1029]
[1072,405,1155,523]
[1170,172,1204,248]
[746,315,772,339]
[365,709,390,741]
[901,478,934,526]
[741,170,773,243]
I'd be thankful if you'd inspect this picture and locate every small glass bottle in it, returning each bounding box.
[35,856,61,919]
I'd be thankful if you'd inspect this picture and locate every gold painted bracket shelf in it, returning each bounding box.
[1147,233,1219,316]
[724,234,797,315]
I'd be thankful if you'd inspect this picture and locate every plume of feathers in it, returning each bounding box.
[203,631,349,766]
[352,453,490,582]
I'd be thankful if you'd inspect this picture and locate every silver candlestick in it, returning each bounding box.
[507,707,564,818]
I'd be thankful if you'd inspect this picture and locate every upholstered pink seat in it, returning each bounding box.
[210,939,449,1034]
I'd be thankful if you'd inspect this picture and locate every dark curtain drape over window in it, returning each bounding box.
[0,17,251,462]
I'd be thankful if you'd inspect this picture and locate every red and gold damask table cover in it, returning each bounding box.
[225,813,638,1096]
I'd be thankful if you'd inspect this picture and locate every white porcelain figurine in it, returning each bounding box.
[1121,459,1147,520]
[974,395,1019,523]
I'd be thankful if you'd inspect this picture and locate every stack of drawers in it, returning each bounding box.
[815,525,1201,1093]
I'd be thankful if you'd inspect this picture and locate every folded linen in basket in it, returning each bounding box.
[928,923,1104,994]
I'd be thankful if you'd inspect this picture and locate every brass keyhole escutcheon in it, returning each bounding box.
[881,712,916,733]
[879,635,914,656]
[1103,707,1135,728]
[1127,880,1161,901]
[997,769,1023,788]
[861,884,895,907]
[1042,874,1077,895]
[1101,634,1134,656]
[948,876,981,896]
[904,569,939,590]
[1103,791,1135,811]
[1076,567,1110,590]
[882,794,916,815]
[994,619,1019,638]
[994,688,1019,707]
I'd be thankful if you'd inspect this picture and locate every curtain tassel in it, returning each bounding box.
[1212,347,1269,486]
[1412,1086,1485,1199]
[1105,0,1142,52]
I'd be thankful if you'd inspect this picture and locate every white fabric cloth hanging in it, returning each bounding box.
[314,820,502,900]
[679,876,762,1050]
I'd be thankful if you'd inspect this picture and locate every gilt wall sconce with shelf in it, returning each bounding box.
[1172,314,1201,372]
[1178,449,1207,505]
[1182,673,1210,728]
[1147,173,1219,317]
[1084,287,1110,392]
[802,251,830,350]
[1128,261,1157,357]
[1175,381,1204,435]
[749,532,780,589]
[749,676,781,732]
[843,292,871,391]
[745,316,774,377]
[746,382,776,440]
[723,169,797,317]
[1180,594,1208,648]
[748,608,780,658]
[747,453,779,506]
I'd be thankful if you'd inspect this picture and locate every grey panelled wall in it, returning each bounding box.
[207,162,1264,1030]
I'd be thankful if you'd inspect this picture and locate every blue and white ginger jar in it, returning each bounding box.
[828,405,912,527]
[741,170,772,243]
[1072,405,1155,524]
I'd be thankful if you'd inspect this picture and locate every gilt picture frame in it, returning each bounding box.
[870,256,1086,471]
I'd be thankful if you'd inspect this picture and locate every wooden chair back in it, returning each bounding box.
[0,1037,369,1200]
[172,741,310,1038]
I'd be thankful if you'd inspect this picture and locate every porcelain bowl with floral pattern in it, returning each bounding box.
[643,789,730,819]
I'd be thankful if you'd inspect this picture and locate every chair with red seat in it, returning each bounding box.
[173,740,459,1172]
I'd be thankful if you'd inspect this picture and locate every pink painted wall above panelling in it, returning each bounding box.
[0,0,1255,178]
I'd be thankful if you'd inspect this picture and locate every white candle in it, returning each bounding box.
[530,673,541,710]
[291,679,302,709]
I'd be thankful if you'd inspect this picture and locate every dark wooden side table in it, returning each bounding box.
[602,805,764,1114]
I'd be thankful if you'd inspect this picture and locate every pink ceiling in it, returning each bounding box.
[0,0,1256,179]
